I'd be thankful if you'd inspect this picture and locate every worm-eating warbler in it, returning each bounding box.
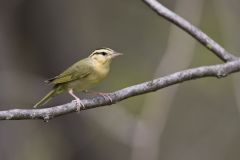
[33,48,122,110]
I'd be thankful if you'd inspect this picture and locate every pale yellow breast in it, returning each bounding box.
[66,62,110,92]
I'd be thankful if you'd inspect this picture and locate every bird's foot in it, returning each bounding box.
[83,90,113,103]
[72,98,85,112]
[98,92,113,103]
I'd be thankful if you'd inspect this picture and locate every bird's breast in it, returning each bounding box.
[89,64,109,83]
[66,64,110,92]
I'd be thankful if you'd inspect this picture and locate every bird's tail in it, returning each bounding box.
[33,89,57,108]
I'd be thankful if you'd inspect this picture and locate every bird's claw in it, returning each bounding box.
[72,98,85,112]
[99,93,113,103]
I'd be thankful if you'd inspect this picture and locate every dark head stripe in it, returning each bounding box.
[89,48,114,57]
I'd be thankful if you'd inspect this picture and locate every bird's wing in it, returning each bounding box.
[45,59,92,84]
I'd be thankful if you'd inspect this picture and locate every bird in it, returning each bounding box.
[33,47,122,111]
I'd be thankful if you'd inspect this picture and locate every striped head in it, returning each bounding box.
[89,48,122,65]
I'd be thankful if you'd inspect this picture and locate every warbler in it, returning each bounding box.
[33,48,122,110]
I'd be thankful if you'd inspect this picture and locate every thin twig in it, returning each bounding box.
[0,1,239,121]
[0,59,240,121]
[142,0,237,62]
[131,0,205,159]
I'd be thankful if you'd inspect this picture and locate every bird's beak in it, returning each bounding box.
[112,52,123,58]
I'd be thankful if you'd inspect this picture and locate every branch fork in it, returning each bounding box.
[0,0,239,120]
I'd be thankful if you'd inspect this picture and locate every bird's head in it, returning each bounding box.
[89,48,122,66]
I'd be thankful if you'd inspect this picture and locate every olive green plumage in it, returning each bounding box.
[33,48,122,108]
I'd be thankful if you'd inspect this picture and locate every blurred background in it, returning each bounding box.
[0,0,240,159]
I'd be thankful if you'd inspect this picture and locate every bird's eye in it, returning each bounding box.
[101,52,107,56]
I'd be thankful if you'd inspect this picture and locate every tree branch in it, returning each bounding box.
[0,1,240,121]
[142,0,237,62]
[1,59,240,121]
